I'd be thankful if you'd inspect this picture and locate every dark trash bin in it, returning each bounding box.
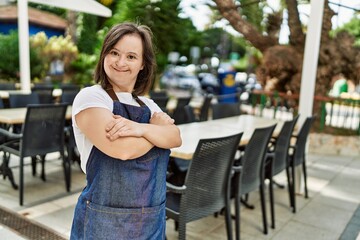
[218,71,237,103]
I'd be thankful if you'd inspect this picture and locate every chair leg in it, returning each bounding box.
[302,157,308,198]
[234,172,241,240]
[174,221,179,231]
[273,180,285,189]
[269,177,275,229]
[259,184,268,234]
[235,194,241,240]
[19,157,24,206]
[62,153,71,192]
[40,155,46,181]
[241,194,255,209]
[224,204,233,240]
[286,165,294,209]
[291,164,296,213]
[31,156,37,176]
[1,153,18,189]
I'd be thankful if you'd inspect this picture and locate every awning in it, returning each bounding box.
[18,0,112,91]
[28,0,112,17]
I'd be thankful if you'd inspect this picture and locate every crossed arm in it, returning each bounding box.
[75,107,182,160]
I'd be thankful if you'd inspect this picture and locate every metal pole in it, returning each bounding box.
[297,0,325,193]
[17,0,31,92]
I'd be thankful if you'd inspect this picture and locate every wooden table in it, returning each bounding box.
[0,105,72,124]
[171,115,283,160]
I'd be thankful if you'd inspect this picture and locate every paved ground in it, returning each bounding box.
[0,152,359,239]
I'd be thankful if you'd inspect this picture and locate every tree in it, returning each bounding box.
[212,0,360,98]
[105,0,203,72]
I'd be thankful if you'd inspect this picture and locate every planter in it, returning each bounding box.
[309,133,360,156]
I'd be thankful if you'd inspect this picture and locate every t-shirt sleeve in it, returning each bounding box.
[72,86,113,128]
[138,96,163,114]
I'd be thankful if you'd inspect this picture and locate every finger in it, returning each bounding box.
[105,119,117,131]
[107,120,125,137]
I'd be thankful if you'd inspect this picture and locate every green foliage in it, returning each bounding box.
[0,31,45,80]
[104,0,203,72]
[77,14,99,54]
[0,31,19,80]
[70,53,97,86]
[331,16,360,46]
[239,0,264,32]
[28,3,67,17]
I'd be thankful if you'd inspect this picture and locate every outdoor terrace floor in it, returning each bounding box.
[0,152,359,239]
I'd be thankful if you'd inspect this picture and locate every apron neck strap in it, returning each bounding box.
[105,88,146,107]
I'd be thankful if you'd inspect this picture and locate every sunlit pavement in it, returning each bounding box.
[0,152,359,239]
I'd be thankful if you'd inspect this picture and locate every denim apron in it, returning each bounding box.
[70,89,170,240]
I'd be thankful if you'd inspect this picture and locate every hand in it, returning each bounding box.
[150,112,175,125]
[106,115,143,141]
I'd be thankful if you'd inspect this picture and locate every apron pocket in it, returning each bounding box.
[84,200,166,240]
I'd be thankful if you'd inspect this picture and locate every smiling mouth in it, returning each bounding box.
[112,66,127,72]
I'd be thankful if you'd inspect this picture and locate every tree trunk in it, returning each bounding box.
[213,0,277,52]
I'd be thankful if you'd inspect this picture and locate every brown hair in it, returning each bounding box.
[94,22,156,95]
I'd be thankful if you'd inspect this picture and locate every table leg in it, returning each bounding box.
[0,153,18,189]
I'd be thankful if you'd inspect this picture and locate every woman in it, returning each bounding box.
[70,22,182,239]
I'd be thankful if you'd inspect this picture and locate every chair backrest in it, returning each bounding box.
[182,132,243,222]
[9,93,40,108]
[151,96,169,111]
[199,94,213,122]
[149,90,168,98]
[239,124,276,195]
[184,105,196,123]
[272,115,299,176]
[172,97,191,125]
[0,83,16,90]
[212,102,241,120]
[60,91,78,105]
[60,83,80,93]
[0,97,4,109]
[21,103,67,157]
[32,85,54,104]
[292,116,315,167]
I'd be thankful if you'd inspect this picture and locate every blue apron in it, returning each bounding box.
[70,90,170,240]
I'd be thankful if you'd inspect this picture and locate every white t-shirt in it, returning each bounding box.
[72,85,162,173]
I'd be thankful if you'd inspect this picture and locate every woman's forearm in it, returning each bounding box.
[141,123,182,149]
[76,107,154,160]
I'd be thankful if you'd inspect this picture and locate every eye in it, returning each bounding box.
[128,55,137,60]
[109,50,119,56]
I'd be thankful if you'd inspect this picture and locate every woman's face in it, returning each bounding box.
[104,34,144,92]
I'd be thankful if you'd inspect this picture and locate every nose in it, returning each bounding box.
[115,55,126,66]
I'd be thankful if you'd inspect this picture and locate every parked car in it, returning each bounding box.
[160,65,201,91]
[198,72,220,94]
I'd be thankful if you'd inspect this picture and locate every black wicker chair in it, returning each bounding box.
[0,83,16,90]
[199,94,213,122]
[166,132,243,240]
[183,105,196,123]
[8,93,40,108]
[0,103,70,206]
[265,115,299,228]
[172,97,191,125]
[288,116,315,213]
[232,124,276,239]
[8,93,40,134]
[151,96,169,112]
[212,102,241,120]
[32,84,54,104]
